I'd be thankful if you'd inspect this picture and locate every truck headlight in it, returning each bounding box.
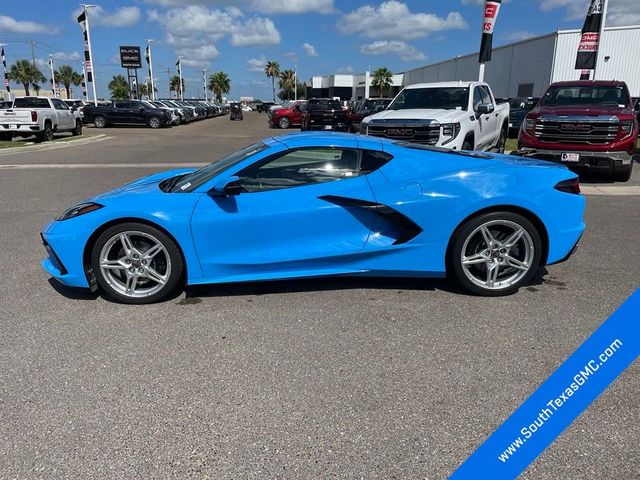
[620,121,633,137]
[523,118,536,134]
[442,122,461,145]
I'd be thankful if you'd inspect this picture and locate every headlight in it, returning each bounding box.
[523,118,536,134]
[620,121,633,136]
[56,202,103,221]
[442,123,461,144]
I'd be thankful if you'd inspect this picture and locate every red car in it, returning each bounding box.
[269,100,306,129]
[518,80,638,181]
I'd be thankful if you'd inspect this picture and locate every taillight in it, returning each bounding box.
[31,110,37,122]
[555,178,581,194]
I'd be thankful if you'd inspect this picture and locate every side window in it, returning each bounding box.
[51,99,67,110]
[473,87,484,110]
[236,148,362,193]
[115,101,130,109]
[479,86,493,105]
[360,150,393,174]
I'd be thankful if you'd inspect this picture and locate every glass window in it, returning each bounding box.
[479,86,493,105]
[540,85,631,107]
[307,99,342,111]
[51,99,68,110]
[115,101,131,109]
[13,98,50,108]
[236,148,361,193]
[473,87,484,110]
[389,87,470,111]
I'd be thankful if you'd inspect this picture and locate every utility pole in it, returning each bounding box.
[30,40,36,67]
[48,55,57,97]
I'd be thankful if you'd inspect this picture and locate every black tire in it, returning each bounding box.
[93,115,107,128]
[148,116,161,129]
[0,132,12,142]
[278,117,291,129]
[495,127,507,154]
[72,119,82,136]
[38,123,54,142]
[462,138,473,150]
[91,222,184,304]
[613,163,633,182]
[450,211,543,296]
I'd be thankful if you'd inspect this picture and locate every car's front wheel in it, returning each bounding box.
[278,117,290,129]
[92,223,184,304]
[450,212,542,296]
[93,115,107,128]
[148,116,161,129]
[72,119,82,136]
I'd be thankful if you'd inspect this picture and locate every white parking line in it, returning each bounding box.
[0,163,207,169]
[581,186,640,196]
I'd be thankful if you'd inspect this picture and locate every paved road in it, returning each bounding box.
[0,113,638,479]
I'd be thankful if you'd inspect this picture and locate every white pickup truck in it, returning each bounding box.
[0,96,82,142]
[361,81,510,152]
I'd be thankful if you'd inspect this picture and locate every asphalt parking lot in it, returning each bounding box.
[0,112,638,479]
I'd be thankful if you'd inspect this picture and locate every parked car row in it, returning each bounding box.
[83,99,228,129]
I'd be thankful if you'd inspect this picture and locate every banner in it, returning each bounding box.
[77,11,93,83]
[575,0,606,70]
[479,0,502,63]
[451,289,639,479]
[1,46,9,93]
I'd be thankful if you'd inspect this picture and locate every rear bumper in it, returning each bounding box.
[517,147,634,171]
[0,123,41,133]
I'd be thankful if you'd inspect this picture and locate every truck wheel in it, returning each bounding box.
[0,132,12,142]
[613,163,633,182]
[94,115,107,128]
[148,116,161,129]
[72,120,82,136]
[278,117,291,129]
[38,123,54,142]
[495,128,507,154]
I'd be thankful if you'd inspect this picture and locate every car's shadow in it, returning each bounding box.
[47,268,550,302]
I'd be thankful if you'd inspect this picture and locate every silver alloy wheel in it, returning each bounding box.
[149,117,161,128]
[460,219,534,290]
[94,116,106,128]
[99,231,171,299]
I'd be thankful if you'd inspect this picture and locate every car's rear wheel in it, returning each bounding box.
[93,115,107,128]
[38,123,54,142]
[148,116,161,129]
[450,212,542,296]
[92,223,184,304]
[495,127,507,154]
[278,117,291,129]
[72,119,82,136]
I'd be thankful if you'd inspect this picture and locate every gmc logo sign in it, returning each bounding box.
[386,128,414,137]
[559,123,591,132]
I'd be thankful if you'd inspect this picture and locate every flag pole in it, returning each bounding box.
[177,57,183,100]
[147,39,155,100]
[81,4,98,105]
[48,55,57,97]
[81,63,88,101]
[593,0,608,80]
[294,65,297,101]
[1,44,10,95]
[203,69,207,101]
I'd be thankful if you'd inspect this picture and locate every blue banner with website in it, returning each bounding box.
[450,288,640,479]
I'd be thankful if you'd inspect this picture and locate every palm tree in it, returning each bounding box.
[108,74,130,100]
[55,65,83,99]
[32,84,42,95]
[371,67,393,98]
[169,75,184,99]
[139,83,150,100]
[278,69,296,100]
[208,71,231,102]
[264,60,280,102]
[8,59,45,96]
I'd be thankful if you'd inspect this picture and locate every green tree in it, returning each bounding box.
[371,67,393,98]
[169,75,184,98]
[208,71,231,102]
[264,60,280,102]
[55,64,83,99]
[108,75,130,100]
[7,59,46,96]
[278,69,296,100]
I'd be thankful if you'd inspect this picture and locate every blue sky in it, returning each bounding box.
[0,0,638,100]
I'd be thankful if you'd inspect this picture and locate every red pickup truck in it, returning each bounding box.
[518,80,638,181]
[269,100,306,129]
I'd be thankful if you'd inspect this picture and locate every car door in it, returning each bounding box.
[190,147,377,280]
[472,87,491,150]
[479,86,500,149]
[51,98,75,130]
[112,101,131,123]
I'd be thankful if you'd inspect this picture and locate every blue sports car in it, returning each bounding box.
[42,132,585,304]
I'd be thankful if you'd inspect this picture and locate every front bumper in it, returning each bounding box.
[517,147,634,171]
[41,223,90,288]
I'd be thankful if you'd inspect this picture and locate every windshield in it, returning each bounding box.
[388,87,469,111]
[171,142,269,193]
[13,98,50,108]
[308,99,342,111]
[541,85,631,107]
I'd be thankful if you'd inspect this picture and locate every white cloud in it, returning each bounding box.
[51,51,83,62]
[0,15,60,34]
[360,40,426,62]
[247,56,267,72]
[338,1,467,40]
[73,6,141,28]
[539,0,640,25]
[144,0,334,14]
[302,42,318,56]
[231,17,281,46]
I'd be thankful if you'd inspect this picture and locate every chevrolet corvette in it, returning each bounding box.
[42,132,585,304]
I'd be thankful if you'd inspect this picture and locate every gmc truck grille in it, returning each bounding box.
[535,120,618,144]
[368,124,440,145]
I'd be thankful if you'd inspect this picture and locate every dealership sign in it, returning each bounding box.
[478,0,502,64]
[575,0,605,71]
[119,46,142,69]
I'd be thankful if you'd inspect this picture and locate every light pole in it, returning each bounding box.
[48,55,57,97]
[80,4,98,105]
[177,56,183,100]
[203,69,207,101]
[146,39,156,100]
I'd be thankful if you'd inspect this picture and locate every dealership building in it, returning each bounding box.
[307,24,640,100]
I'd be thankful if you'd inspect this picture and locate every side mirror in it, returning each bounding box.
[476,103,494,115]
[209,175,242,197]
